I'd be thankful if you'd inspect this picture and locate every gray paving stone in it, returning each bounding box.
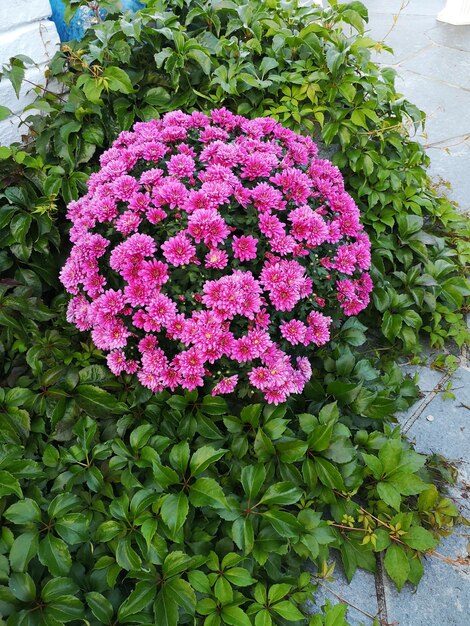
[309,559,379,626]
[365,13,436,64]
[399,44,470,90]
[394,70,470,144]
[427,23,470,53]
[406,367,470,462]
[383,526,470,626]
[365,0,446,17]
[427,143,470,213]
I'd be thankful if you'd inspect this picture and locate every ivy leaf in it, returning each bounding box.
[258,482,302,506]
[75,385,127,418]
[154,587,178,626]
[221,605,252,626]
[3,498,41,524]
[160,492,189,537]
[166,577,196,613]
[169,441,190,474]
[189,445,227,477]
[9,531,38,572]
[362,453,383,479]
[103,67,134,93]
[214,575,233,604]
[189,477,228,509]
[224,567,256,587]
[116,536,141,571]
[377,482,401,510]
[163,551,190,579]
[86,592,114,623]
[263,511,302,538]
[402,527,438,551]
[384,543,410,591]
[271,600,305,621]
[38,534,72,577]
[241,463,266,500]
[8,572,36,602]
[0,470,23,498]
[268,584,292,602]
[314,457,345,490]
[117,581,156,621]
[42,578,79,602]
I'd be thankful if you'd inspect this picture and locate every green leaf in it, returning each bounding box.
[377,482,401,510]
[103,66,134,93]
[9,531,38,572]
[379,440,403,475]
[189,477,228,509]
[188,570,211,594]
[43,595,84,622]
[268,584,292,603]
[55,513,89,545]
[384,543,410,591]
[145,86,171,106]
[42,578,78,602]
[163,551,190,579]
[96,520,125,542]
[201,395,228,416]
[0,471,22,498]
[382,311,403,343]
[3,498,41,524]
[255,610,273,626]
[258,482,302,506]
[221,606,252,626]
[154,587,178,626]
[160,492,189,537]
[8,572,36,602]
[214,575,233,604]
[402,527,438,551]
[166,577,196,613]
[241,463,266,500]
[315,457,345,490]
[190,445,227,477]
[38,534,72,576]
[85,592,114,623]
[75,385,127,418]
[118,581,155,620]
[47,494,81,519]
[0,105,12,121]
[224,567,256,587]
[271,600,305,621]
[263,511,302,538]
[169,440,190,474]
[116,536,141,571]
[362,454,383,479]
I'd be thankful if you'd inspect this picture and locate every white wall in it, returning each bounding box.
[0,0,60,145]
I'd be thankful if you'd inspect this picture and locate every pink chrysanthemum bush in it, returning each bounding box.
[61,109,372,403]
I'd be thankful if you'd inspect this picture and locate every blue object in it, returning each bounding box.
[49,1,144,41]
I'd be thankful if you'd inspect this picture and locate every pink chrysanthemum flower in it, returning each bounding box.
[62,109,372,402]
[280,320,308,345]
[232,235,258,262]
[212,375,239,396]
[161,233,196,266]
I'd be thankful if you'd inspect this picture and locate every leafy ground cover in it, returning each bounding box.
[0,1,468,625]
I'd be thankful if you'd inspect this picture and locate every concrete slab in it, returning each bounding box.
[398,45,470,90]
[309,559,380,626]
[406,367,470,462]
[365,0,447,17]
[427,23,470,52]
[383,530,470,626]
[365,13,436,64]
[427,142,470,213]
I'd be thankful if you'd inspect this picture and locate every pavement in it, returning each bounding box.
[310,1,470,624]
